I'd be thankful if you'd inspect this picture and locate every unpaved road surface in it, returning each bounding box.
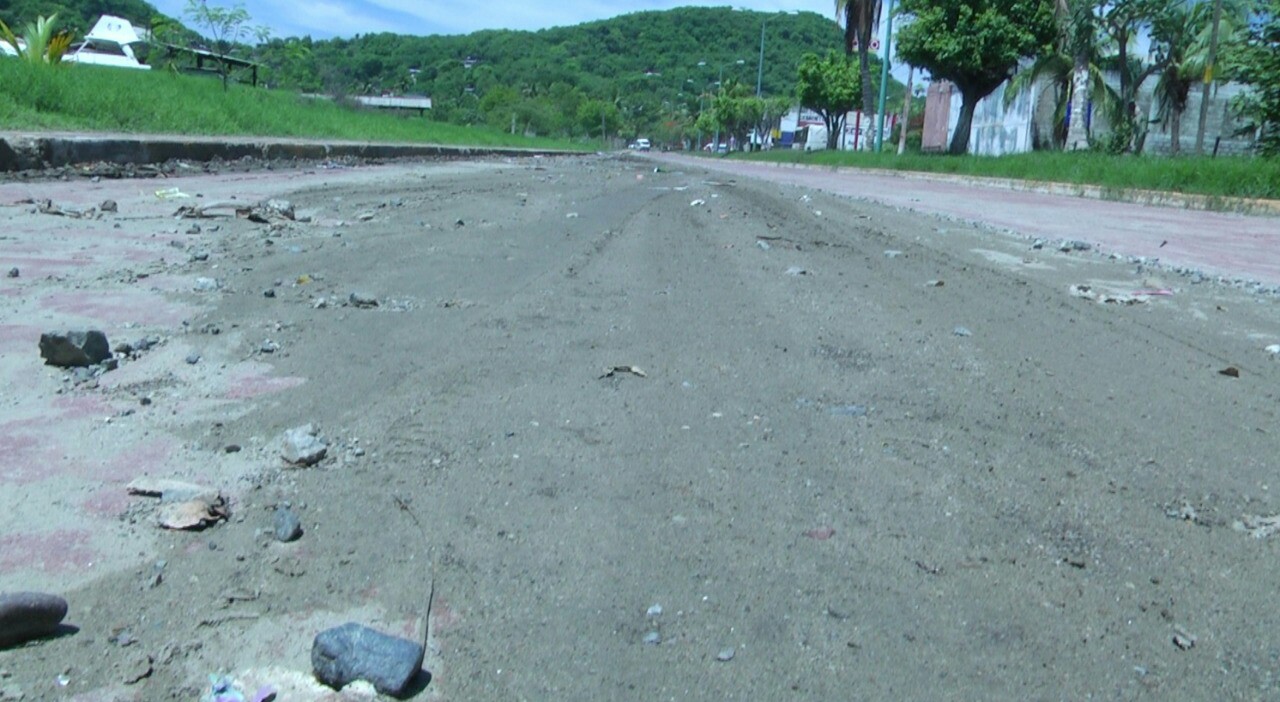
[3,154,1280,700]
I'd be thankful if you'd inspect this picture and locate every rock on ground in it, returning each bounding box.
[312,622,424,696]
[0,592,68,649]
[39,331,111,367]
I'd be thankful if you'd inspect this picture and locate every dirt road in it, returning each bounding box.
[3,154,1280,700]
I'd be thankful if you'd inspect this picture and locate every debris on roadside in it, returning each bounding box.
[600,365,647,379]
[1234,513,1280,538]
[1172,627,1196,651]
[953,326,973,337]
[127,477,229,530]
[40,330,111,367]
[1264,344,1280,356]
[804,526,835,540]
[1069,284,1151,305]
[0,592,70,649]
[785,266,807,276]
[1059,239,1093,252]
[925,279,944,287]
[348,291,379,308]
[883,250,902,259]
[690,199,706,207]
[35,199,95,218]
[312,622,425,696]
[281,424,328,466]
[155,187,190,200]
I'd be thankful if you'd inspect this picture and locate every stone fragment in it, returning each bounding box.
[0,592,69,649]
[193,277,219,292]
[5,267,17,278]
[312,622,424,696]
[282,424,327,466]
[39,331,111,367]
[274,506,303,542]
[99,200,118,213]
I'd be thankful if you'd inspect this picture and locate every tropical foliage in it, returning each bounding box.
[1,12,73,65]
[1232,0,1280,154]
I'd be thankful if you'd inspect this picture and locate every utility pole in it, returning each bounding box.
[1195,0,1224,154]
[874,0,896,152]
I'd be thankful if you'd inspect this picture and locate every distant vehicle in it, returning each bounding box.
[630,138,651,151]
[63,15,150,70]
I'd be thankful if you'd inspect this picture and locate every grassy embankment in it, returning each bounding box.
[0,61,587,151]
[741,146,1280,202]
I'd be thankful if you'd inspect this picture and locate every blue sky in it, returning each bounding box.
[148,1,844,40]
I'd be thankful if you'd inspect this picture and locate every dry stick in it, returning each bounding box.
[394,495,436,653]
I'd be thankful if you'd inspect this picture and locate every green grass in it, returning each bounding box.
[736,148,1280,201]
[0,61,587,151]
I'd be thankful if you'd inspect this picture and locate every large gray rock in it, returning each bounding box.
[39,331,111,367]
[281,424,327,466]
[0,592,68,648]
[312,622,424,696]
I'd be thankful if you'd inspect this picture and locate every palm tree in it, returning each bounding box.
[1148,0,1243,154]
[1006,0,1117,148]
[836,0,882,123]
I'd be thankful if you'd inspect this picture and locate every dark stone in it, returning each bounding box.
[39,331,111,367]
[312,622,424,696]
[5,267,17,278]
[0,592,69,648]
[185,354,201,365]
[273,507,303,542]
[263,289,276,298]
[99,200,118,213]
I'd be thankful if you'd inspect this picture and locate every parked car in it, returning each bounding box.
[629,138,651,151]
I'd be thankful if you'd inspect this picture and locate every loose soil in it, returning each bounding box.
[3,154,1280,700]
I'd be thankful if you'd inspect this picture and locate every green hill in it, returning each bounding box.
[3,2,896,142]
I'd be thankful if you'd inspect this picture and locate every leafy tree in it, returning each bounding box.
[1232,0,1280,154]
[896,0,1057,154]
[184,0,267,90]
[796,50,860,149]
[836,0,882,119]
[577,98,621,139]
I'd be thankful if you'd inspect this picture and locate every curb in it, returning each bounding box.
[0,132,574,172]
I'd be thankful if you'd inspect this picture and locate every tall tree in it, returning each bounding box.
[1005,0,1117,148]
[836,0,882,120]
[896,0,1057,154]
[1148,0,1216,154]
[796,50,861,149]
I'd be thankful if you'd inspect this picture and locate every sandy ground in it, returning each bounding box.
[3,154,1280,700]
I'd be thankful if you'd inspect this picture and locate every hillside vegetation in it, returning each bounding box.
[4,1,868,142]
